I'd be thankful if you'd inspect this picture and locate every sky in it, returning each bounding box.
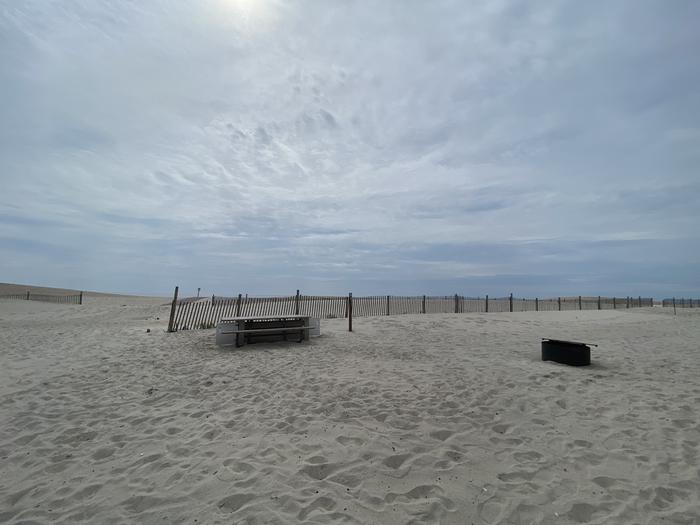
[1,0,699,298]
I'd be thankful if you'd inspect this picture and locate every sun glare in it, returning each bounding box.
[215,0,275,33]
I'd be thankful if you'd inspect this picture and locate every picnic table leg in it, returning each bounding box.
[239,320,248,347]
[300,318,308,342]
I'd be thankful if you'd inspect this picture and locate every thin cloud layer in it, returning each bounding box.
[1,0,698,296]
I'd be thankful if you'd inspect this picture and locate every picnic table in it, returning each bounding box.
[215,315,319,348]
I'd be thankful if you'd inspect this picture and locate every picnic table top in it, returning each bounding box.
[220,315,311,322]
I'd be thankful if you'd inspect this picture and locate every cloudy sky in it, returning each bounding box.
[1,1,698,297]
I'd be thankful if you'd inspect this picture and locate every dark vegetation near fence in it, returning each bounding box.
[167,288,654,332]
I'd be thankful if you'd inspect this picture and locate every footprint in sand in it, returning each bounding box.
[92,447,115,460]
[327,470,362,488]
[430,429,454,441]
[567,502,606,523]
[507,502,543,523]
[492,424,510,434]
[297,496,336,520]
[591,476,618,489]
[336,435,365,447]
[513,450,543,463]
[444,450,464,463]
[300,462,340,480]
[383,453,411,469]
[384,484,452,508]
[217,493,256,513]
[497,470,535,482]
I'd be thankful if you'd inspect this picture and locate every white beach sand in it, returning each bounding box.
[1,291,699,524]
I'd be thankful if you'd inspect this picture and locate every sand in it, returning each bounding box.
[1,292,699,524]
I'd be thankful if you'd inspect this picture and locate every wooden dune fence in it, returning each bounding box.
[661,298,698,309]
[0,291,83,304]
[166,288,653,332]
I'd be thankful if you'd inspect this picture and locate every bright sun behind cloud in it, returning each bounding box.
[214,0,276,33]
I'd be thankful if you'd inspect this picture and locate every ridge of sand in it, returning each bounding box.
[0,298,698,523]
[0,282,166,300]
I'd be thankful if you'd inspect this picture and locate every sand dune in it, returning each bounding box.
[0,282,166,300]
[0,296,698,523]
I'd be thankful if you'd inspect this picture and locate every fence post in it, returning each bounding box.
[638,296,641,308]
[167,286,179,332]
[558,297,561,311]
[613,297,616,309]
[26,291,30,300]
[422,295,426,314]
[236,293,242,316]
[386,295,390,316]
[509,293,513,313]
[673,297,676,315]
[79,291,83,305]
[627,296,630,308]
[485,295,489,313]
[598,296,601,310]
[348,293,353,332]
[454,294,459,314]
[295,289,300,315]
[578,295,582,310]
[535,297,538,312]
